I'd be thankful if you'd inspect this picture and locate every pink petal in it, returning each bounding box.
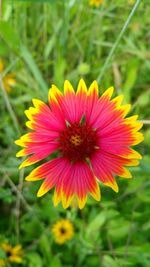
[18,142,58,168]
[62,161,100,208]
[91,150,133,178]
[36,157,71,197]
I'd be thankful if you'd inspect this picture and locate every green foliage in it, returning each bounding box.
[0,0,149,266]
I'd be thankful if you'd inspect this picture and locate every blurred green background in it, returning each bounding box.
[0,0,150,266]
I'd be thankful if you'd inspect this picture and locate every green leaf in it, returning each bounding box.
[21,216,44,241]
[54,55,66,88]
[0,21,20,51]
[123,59,139,102]
[49,256,62,267]
[0,248,7,259]
[86,212,106,241]
[39,234,52,263]
[26,252,43,267]
[0,41,9,56]
[138,91,150,107]
[20,45,48,98]
[102,255,118,267]
[0,188,15,204]
[107,218,130,240]
[44,20,62,59]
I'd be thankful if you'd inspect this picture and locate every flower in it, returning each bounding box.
[89,0,103,8]
[0,59,4,72]
[52,219,74,244]
[1,243,23,264]
[128,0,135,5]
[0,59,16,93]
[15,79,143,209]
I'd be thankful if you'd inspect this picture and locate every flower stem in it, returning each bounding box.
[97,0,141,83]
[139,120,150,125]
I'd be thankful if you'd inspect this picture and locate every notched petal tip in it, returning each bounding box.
[111,95,124,106]
[131,132,144,146]
[14,139,26,147]
[32,98,44,109]
[103,86,114,99]
[24,108,37,121]
[64,80,75,95]
[25,175,32,181]
[90,181,101,201]
[120,168,132,179]
[124,149,142,160]
[16,149,25,158]
[88,80,99,96]
[53,190,61,207]
[26,121,33,129]
[18,163,25,170]
[14,139,20,145]
[104,180,119,193]
[119,104,131,117]
[78,196,87,209]
[77,79,87,94]
[51,84,62,95]
[62,195,73,209]
[18,158,32,169]
[48,84,62,104]
[37,184,49,197]
[126,115,138,122]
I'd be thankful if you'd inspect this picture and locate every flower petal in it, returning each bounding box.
[36,157,71,197]
[18,142,58,169]
[102,86,114,99]
[62,161,101,209]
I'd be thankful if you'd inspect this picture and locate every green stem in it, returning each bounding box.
[97,0,141,83]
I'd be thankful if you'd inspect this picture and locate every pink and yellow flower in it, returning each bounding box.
[15,79,143,209]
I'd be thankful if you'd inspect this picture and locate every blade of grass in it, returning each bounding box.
[97,0,141,83]
[20,45,48,99]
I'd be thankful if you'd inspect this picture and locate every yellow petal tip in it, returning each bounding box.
[105,181,119,193]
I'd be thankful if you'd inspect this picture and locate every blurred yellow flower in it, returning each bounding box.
[0,259,5,267]
[1,243,23,264]
[128,0,135,5]
[90,0,103,8]
[0,59,16,93]
[0,59,4,72]
[52,219,74,245]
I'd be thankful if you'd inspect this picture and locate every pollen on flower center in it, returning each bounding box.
[59,122,98,162]
[71,134,82,146]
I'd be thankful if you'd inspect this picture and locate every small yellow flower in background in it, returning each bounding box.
[128,0,135,5]
[1,243,23,264]
[0,59,16,93]
[3,74,16,93]
[0,259,5,267]
[90,0,103,8]
[52,219,74,245]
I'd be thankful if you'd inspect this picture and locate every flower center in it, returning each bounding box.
[60,227,66,234]
[6,251,12,257]
[59,122,98,162]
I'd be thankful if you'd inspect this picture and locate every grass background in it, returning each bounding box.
[0,0,150,266]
